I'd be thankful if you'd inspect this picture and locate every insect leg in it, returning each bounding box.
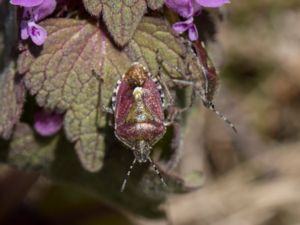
[157,64,175,110]
[172,78,237,132]
[121,158,137,192]
[148,157,167,188]
[97,74,113,115]
[93,69,114,128]
[155,49,188,80]
[206,102,237,133]
[164,122,184,170]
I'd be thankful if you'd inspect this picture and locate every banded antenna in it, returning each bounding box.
[148,157,167,188]
[199,68,237,133]
[206,101,237,133]
[121,158,137,192]
[170,79,237,133]
[195,39,237,134]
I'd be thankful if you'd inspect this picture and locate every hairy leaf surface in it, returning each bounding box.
[12,17,199,216]
[18,19,131,172]
[83,0,166,46]
[101,0,147,46]
[0,63,25,139]
[18,17,188,172]
[126,17,186,79]
[83,0,102,17]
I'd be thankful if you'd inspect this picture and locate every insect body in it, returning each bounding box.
[104,62,169,192]
[193,40,237,132]
[165,40,237,132]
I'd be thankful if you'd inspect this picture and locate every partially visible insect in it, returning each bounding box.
[158,40,237,133]
[192,40,236,133]
[101,62,173,192]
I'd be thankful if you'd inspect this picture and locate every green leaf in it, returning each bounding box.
[12,17,199,217]
[8,123,58,172]
[0,63,25,139]
[146,0,164,10]
[126,17,186,79]
[18,17,188,172]
[83,0,166,46]
[81,0,171,46]
[63,75,106,172]
[82,0,102,17]
[101,0,147,46]
[18,19,131,172]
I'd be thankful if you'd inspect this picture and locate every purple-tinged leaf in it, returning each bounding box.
[82,0,102,17]
[11,17,201,216]
[126,17,186,80]
[17,17,189,172]
[83,0,166,46]
[101,0,147,46]
[18,18,131,172]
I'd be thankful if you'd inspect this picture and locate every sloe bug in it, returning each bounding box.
[101,62,174,192]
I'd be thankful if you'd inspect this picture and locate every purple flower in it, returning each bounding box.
[195,0,230,8]
[10,0,56,46]
[172,17,198,41]
[165,0,191,18]
[34,108,64,137]
[165,0,201,18]
[165,0,230,41]
[10,0,43,7]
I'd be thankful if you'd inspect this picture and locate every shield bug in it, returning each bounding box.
[188,40,237,132]
[159,40,237,133]
[102,62,172,192]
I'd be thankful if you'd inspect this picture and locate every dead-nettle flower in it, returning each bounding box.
[34,108,64,136]
[10,0,57,45]
[165,0,230,41]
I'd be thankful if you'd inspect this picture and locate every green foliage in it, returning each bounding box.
[82,0,102,17]
[18,19,120,171]
[0,2,207,218]
[127,17,186,78]
[0,63,25,139]
[101,0,147,46]
[82,0,165,46]
[17,17,187,172]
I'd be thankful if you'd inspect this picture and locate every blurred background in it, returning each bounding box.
[1,0,300,224]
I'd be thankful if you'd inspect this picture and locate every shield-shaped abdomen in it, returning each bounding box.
[114,77,165,149]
